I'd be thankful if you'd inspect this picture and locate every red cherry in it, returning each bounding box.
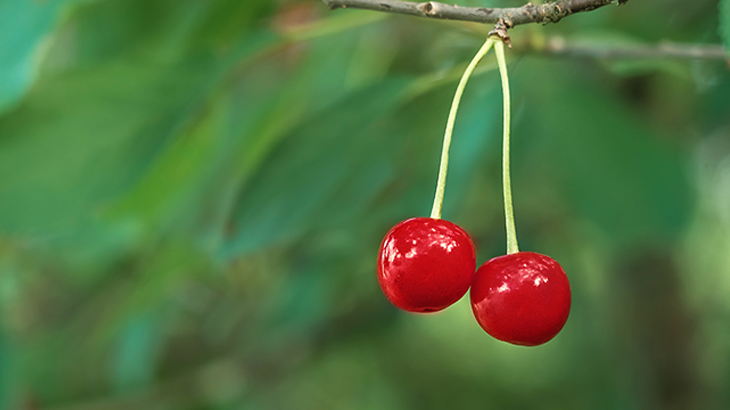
[377,217,476,313]
[470,252,571,346]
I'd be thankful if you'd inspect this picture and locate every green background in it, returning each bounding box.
[1,0,729,408]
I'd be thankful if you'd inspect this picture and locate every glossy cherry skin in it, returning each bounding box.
[377,217,476,313]
[470,252,571,346]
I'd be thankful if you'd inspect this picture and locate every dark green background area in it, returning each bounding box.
[1,0,729,409]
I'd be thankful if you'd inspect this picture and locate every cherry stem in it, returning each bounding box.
[430,36,497,220]
[494,40,519,255]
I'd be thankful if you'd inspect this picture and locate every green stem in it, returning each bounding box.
[430,36,496,219]
[494,40,519,254]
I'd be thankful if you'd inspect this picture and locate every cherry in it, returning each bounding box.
[470,252,571,346]
[377,217,476,313]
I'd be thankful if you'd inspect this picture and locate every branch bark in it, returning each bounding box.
[321,0,622,28]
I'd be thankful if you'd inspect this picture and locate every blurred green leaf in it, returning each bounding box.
[223,78,411,256]
[514,58,692,246]
[720,0,730,51]
[441,75,500,217]
[0,331,17,409]
[113,313,164,392]
[0,56,219,262]
[0,16,287,271]
[0,0,95,113]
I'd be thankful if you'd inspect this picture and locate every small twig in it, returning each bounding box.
[540,37,729,61]
[319,0,728,62]
[321,0,623,28]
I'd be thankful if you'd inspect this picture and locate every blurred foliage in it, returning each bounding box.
[721,0,730,50]
[0,0,729,409]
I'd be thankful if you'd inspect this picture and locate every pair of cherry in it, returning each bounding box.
[375,38,570,347]
[377,217,571,346]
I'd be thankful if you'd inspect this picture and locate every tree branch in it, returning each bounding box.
[540,37,729,61]
[320,0,623,28]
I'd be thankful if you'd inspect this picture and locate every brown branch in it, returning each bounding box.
[320,0,729,61]
[539,37,729,61]
[320,0,624,28]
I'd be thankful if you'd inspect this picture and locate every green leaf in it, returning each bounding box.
[0,0,96,113]
[222,79,411,256]
[67,0,275,63]
[0,330,17,409]
[0,57,214,230]
[441,75,500,217]
[221,70,500,257]
[0,52,234,276]
[721,0,730,52]
[0,0,286,266]
[514,58,692,246]
[113,313,164,392]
